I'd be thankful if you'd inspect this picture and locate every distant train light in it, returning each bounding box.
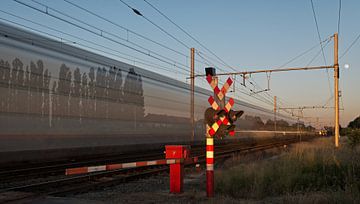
[318,130,327,136]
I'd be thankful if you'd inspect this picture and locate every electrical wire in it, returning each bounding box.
[0,10,190,76]
[142,0,277,110]
[142,0,240,73]
[62,0,211,67]
[195,51,230,73]
[0,17,190,78]
[305,37,332,67]
[337,0,342,36]
[1,1,312,122]
[278,37,330,68]
[340,32,360,59]
[194,52,215,68]
[142,0,280,109]
[310,0,327,65]
[14,0,192,74]
[310,0,333,99]
[23,1,308,119]
[140,0,287,112]
[30,0,190,70]
[274,39,333,121]
[118,0,190,49]
[63,0,187,58]
[195,51,228,72]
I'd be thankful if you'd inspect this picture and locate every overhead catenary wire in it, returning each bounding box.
[138,0,286,112]
[310,0,327,65]
[0,1,338,122]
[63,0,187,57]
[118,0,190,50]
[0,10,190,75]
[41,1,310,119]
[61,0,210,67]
[274,36,333,122]
[305,37,332,67]
[310,0,333,100]
[142,0,240,73]
[243,35,332,121]
[15,0,282,114]
[340,32,360,59]
[14,0,194,74]
[0,15,189,77]
[29,0,168,63]
[337,0,342,36]
[239,37,332,115]
[194,52,216,68]
[141,0,292,113]
[0,25,211,99]
[117,0,229,77]
[29,0,191,71]
[278,37,331,68]
[142,0,276,106]
[337,0,345,116]
[321,95,334,107]
[195,51,229,73]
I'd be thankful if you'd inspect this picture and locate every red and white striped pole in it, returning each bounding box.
[206,125,214,197]
[205,72,233,197]
[206,75,218,198]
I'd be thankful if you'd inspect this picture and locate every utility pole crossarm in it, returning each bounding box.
[192,65,334,78]
[278,106,337,110]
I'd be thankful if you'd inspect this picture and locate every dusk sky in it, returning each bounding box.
[0,0,358,127]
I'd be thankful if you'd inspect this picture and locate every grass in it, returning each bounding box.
[215,137,360,202]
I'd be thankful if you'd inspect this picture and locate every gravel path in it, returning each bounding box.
[73,171,213,204]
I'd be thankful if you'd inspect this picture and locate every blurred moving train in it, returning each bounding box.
[0,22,312,164]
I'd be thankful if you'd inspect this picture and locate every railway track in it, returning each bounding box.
[0,150,166,182]
[0,137,289,182]
[0,136,313,203]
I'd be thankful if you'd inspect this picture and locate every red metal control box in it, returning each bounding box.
[165,145,190,159]
[165,145,191,193]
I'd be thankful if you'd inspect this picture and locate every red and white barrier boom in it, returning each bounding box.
[65,156,198,175]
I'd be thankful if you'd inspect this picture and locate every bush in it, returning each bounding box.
[348,116,360,129]
[347,129,360,148]
[341,127,352,136]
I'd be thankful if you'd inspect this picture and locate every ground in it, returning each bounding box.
[52,136,360,203]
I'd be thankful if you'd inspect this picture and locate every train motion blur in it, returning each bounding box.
[0,22,313,164]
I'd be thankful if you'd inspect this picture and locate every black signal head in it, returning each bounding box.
[228,110,244,123]
[204,108,227,126]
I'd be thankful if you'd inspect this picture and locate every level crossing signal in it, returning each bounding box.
[204,108,243,138]
[205,68,244,138]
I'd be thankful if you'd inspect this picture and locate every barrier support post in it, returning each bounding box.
[165,145,190,194]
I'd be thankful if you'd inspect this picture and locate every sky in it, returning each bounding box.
[0,0,359,127]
